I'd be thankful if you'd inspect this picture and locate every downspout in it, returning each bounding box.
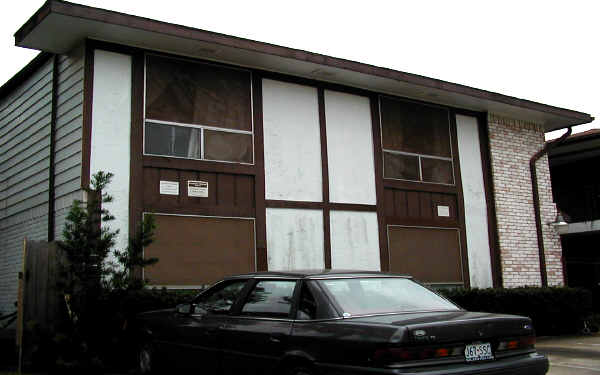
[530,126,571,287]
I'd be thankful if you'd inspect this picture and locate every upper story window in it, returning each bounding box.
[144,55,253,164]
[380,97,454,185]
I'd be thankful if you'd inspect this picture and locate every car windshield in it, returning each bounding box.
[318,277,459,316]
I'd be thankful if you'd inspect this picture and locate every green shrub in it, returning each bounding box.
[439,287,594,335]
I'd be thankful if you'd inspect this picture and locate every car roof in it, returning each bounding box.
[226,269,413,280]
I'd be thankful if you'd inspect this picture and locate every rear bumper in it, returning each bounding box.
[319,352,548,375]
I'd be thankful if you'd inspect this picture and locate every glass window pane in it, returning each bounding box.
[297,283,317,320]
[195,280,247,314]
[380,97,451,158]
[146,55,252,131]
[204,130,253,163]
[384,152,419,180]
[319,278,458,316]
[145,122,201,159]
[241,280,296,318]
[421,157,454,184]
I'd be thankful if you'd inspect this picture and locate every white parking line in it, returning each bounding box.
[553,362,600,372]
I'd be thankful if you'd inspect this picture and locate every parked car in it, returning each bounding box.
[136,270,548,374]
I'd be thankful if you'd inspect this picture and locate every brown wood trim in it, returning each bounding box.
[478,112,503,287]
[18,1,593,125]
[86,39,145,56]
[383,179,458,194]
[265,200,377,212]
[142,155,256,175]
[144,205,255,218]
[385,217,459,228]
[370,95,390,272]
[0,52,52,100]
[81,41,94,189]
[48,54,59,242]
[130,51,145,251]
[252,73,268,271]
[449,111,470,287]
[318,88,332,269]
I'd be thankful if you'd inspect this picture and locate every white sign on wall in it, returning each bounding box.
[159,180,179,195]
[188,180,208,198]
[437,205,450,217]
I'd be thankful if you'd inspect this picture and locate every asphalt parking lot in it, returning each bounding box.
[537,334,600,374]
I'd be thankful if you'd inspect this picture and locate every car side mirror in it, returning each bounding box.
[176,303,195,315]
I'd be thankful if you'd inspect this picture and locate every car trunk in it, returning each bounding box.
[349,310,534,344]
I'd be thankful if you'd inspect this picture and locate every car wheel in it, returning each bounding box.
[286,365,315,375]
[137,343,153,374]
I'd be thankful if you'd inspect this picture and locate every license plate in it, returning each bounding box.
[465,342,494,362]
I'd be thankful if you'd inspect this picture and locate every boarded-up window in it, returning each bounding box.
[380,97,454,184]
[144,215,255,286]
[388,226,463,284]
[144,55,253,163]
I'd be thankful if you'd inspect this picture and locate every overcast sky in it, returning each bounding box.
[1,1,597,140]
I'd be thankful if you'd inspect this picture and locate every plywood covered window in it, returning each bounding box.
[144,55,253,163]
[380,97,454,184]
[143,214,256,286]
[388,226,463,285]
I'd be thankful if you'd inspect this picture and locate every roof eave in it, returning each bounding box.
[13,0,594,131]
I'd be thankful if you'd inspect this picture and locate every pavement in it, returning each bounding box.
[537,333,600,374]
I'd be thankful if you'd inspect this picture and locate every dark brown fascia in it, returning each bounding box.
[14,0,594,127]
[0,52,52,99]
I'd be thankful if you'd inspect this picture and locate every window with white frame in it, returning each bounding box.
[380,96,454,184]
[144,55,253,163]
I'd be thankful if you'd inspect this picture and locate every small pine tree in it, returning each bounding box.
[57,171,117,327]
[110,214,158,291]
[54,171,159,370]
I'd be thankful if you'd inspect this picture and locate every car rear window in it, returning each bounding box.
[318,278,458,316]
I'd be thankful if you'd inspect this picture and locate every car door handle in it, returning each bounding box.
[269,333,285,343]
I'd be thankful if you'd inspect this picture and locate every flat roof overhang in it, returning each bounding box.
[14,1,594,132]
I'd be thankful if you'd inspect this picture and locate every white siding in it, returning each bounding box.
[324,90,376,205]
[262,79,322,202]
[90,50,132,258]
[456,114,493,288]
[266,208,324,270]
[330,211,380,270]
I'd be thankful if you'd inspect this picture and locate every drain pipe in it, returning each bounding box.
[530,126,571,287]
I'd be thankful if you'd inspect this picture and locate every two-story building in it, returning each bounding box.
[0,1,594,315]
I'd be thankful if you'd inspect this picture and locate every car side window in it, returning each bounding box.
[195,280,247,314]
[241,280,296,318]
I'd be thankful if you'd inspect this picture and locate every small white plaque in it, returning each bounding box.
[437,205,450,217]
[159,180,179,195]
[188,180,208,198]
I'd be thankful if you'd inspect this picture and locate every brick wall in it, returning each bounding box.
[487,113,564,287]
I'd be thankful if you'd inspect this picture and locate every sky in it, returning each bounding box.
[1,1,597,140]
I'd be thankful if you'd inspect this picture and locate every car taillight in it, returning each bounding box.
[373,345,463,363]
[497,336,536,351]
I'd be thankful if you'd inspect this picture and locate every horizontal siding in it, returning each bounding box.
[0,58,52,221]
[54,46,84,217]
[0,47,85,316]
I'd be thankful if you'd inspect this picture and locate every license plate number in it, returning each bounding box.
[465,342,494,362]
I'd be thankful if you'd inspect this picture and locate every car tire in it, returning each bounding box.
[137,343,154,374]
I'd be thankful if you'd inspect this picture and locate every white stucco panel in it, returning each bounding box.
[330,210,380,270]
[324,90,376,205]
[90,50,132,262]
[266,208,324,270]
[456,114,493,288]
[262,79,322,202]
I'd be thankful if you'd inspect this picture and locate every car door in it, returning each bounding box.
[220,279,299,375]
[169,279,249,372]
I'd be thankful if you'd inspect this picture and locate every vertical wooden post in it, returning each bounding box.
[17,238,27,375]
